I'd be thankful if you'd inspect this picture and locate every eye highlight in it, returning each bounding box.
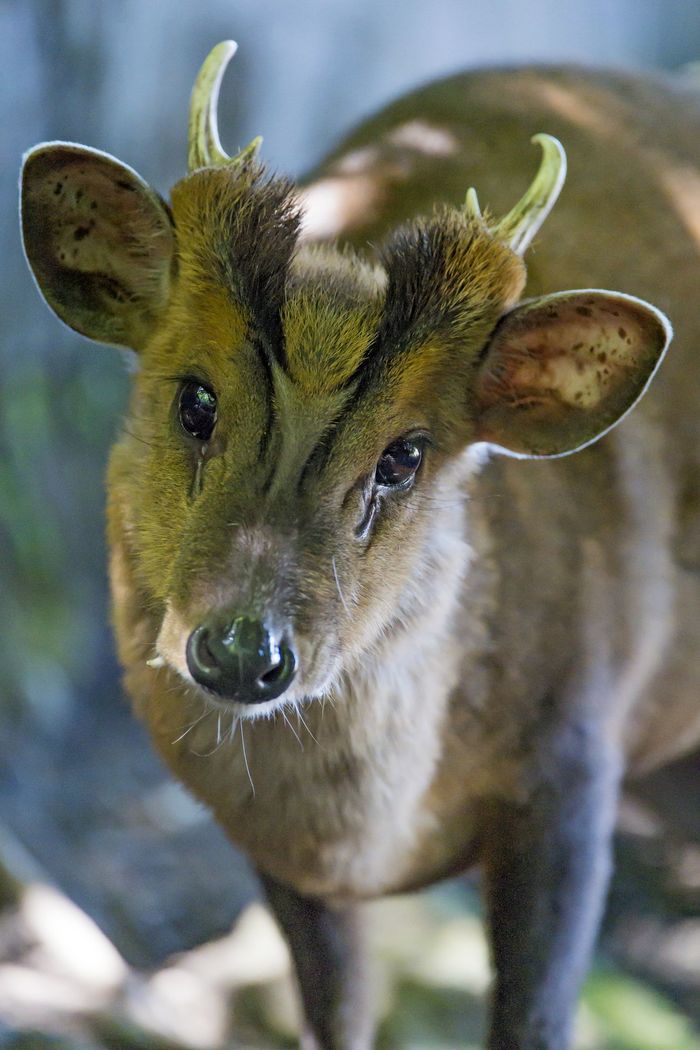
[375,438,423,489]
[178,380,217,441]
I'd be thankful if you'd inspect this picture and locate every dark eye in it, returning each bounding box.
[375,438,423,488]
[178,381,217,441]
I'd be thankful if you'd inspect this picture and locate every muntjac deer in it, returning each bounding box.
[21,40,700,1050]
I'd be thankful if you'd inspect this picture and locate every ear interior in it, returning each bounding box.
[472,290,672,457]
[21,143,175,350]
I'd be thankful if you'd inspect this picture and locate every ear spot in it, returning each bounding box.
[472,290,672,457]
[21,142,175,350]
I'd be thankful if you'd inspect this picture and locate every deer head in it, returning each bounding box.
[21,42,671,715]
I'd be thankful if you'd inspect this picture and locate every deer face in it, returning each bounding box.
[21,43,671,718]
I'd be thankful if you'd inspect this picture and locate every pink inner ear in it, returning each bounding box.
[39,160,171,301]
[480,298,648,410]
[473,290,670,456]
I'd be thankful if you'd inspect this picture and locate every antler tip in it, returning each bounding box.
[494,131,568,255]
[209,39,238,65]
[465,186,482,222]
[530,132,567,170]
[189,38,261,173]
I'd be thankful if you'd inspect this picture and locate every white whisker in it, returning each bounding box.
[321,687,338,711]
[240,721,255,797]
[332,556,351,614]
[295,703,321,747]
[228,714,239,745]
[171,708,209,744]
[282,708,303,749]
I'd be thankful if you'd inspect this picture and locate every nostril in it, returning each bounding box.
[186,624,219,682]
[258,662,283,687]
[196,630,217,671]
[257,641,296,690]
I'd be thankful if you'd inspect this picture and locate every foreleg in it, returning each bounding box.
[482,719,622,1050]
[260,872,372,1050]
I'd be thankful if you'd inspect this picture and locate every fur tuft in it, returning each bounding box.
[170,162,301,363]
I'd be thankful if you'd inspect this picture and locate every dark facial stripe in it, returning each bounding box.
[248,331,275,465]
[328,216,454,409]
[211,166,301,369]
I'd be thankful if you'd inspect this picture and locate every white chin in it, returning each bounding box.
[160,655,335,719]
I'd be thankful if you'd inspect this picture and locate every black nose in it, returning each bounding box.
[186,615,297,704]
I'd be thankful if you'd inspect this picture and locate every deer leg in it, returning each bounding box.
[259,872,372,1050]
[482,719,622,1050]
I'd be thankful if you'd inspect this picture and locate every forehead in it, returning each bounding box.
[163,163,524,450]
[149,241,386,490]
[160,250,384,400]
[169,167,385,397]
[282,246,385,396]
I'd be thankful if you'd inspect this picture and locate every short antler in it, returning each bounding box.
[465,133,566,255]
[188,40,262,172]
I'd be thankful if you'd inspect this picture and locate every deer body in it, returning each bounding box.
[22,48,700,1050]
[300,63,700,777]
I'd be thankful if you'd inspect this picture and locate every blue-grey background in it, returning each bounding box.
[2,0,700,1043]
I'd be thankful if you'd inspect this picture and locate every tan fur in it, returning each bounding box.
[21,65,700,1044]
[92,66,700,903]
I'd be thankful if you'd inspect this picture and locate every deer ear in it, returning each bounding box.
[21,143,175,351]
[472,290,672,457]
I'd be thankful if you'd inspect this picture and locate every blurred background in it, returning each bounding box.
[2,1,700,1047]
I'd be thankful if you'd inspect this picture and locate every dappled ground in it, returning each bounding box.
[0,823,698,1050]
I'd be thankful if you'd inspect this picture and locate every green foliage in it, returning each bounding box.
[582,968,700,1050]
[0,348,128,714]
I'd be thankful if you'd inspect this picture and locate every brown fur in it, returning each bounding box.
[21,58,700,1050]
